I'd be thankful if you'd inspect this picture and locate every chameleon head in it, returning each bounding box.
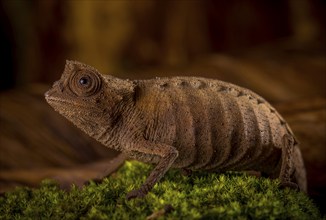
[44,60,110,134]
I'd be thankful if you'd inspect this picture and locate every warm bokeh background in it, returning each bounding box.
[0,0,325,213]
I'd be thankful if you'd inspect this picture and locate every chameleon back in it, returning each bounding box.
[135,77,295,174]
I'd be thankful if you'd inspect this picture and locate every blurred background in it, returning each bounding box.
[0,0,325,213]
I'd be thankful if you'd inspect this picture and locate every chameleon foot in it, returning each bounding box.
[280,181,299,191]
[126,189,147,200]
[180,168,192,176]
[84,177,103,186]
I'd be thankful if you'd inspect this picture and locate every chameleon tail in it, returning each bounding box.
[293,145,307,193]
[279,134,307,193]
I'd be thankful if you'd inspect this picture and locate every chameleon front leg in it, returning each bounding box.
[279,134,299,190]
[126,141,179,200]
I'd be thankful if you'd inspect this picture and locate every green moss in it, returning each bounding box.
[0,161,323,219]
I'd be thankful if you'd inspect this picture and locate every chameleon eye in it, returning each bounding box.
[69,71,102,97]
[79,77,89,86]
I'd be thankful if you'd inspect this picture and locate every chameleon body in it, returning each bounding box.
[45,61,307,199]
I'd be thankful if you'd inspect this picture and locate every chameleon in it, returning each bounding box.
[45,60,307,199]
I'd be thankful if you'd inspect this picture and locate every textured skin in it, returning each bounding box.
[45,61,307,199]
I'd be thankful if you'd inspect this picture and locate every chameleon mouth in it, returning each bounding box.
[44,89,84,107]
[45,92,99,112]
[45,95,75,106]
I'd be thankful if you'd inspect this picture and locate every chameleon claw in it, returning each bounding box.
[126,189,147,200]
[84,177,103,186]
[280,181,299,191]
[180,168,192,176]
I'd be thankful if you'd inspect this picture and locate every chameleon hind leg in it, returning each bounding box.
[278,134,299,190]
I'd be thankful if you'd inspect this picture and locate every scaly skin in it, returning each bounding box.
[45,60,307,199]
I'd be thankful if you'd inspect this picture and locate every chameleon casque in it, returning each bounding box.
[45,60,307,199]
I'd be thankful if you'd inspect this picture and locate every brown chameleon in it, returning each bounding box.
[45,60,307,199]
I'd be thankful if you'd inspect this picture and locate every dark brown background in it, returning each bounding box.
[0,0,325,214]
